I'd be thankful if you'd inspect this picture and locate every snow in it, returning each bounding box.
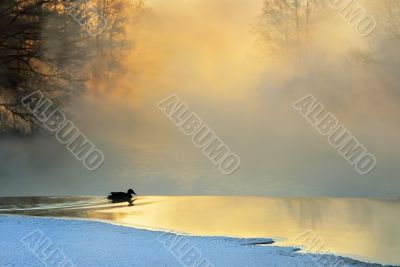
[0,215,385,267]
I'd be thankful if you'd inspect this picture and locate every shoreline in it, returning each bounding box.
[0,215,390,267]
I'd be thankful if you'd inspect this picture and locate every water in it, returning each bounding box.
[0,196,399,265]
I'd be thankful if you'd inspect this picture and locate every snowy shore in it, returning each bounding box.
[0,215,385,267]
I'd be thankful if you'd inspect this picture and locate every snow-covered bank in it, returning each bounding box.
[0,215,384,267]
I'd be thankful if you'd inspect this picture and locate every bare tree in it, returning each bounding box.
[90,0,147,85]
[0,0,146,134]
[255,0,324,56]
[0,0,87,133]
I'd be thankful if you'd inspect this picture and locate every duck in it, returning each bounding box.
[107,189,136,203]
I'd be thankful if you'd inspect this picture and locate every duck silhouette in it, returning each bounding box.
[107,189,136,205]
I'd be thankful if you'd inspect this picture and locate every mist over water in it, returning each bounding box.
[1,0,399,197]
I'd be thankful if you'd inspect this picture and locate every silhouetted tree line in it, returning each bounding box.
[256,0,325,55]
[256,0,400,60]
[0,0,146,134]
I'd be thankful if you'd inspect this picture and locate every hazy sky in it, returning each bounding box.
[1,0,399,197]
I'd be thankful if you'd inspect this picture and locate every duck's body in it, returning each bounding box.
[107,189,136,203]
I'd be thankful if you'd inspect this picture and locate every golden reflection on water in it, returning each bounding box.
[94,196,400,265]
[1,196,399,265]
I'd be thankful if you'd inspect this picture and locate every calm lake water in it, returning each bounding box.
[0,196,399,265]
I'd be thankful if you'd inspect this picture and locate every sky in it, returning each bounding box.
[0,0,399,197]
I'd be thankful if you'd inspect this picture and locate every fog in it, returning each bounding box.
[1,0,399,198]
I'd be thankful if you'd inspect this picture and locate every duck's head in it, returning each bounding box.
[127,189,136,195]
